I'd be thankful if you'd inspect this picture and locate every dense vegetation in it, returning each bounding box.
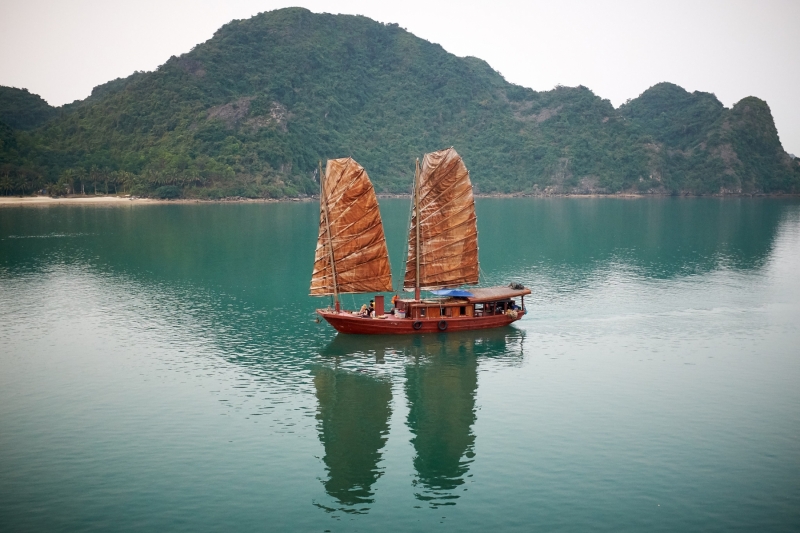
[1,7,798,197]
[0,87,58,131]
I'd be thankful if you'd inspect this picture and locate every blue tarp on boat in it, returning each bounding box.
[431,289,475,297]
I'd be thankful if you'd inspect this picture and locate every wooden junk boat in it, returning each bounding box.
[310,148,530,335]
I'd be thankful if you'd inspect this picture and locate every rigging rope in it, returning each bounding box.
[479,264,489,286]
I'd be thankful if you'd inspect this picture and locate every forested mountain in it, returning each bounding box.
[1,7,798,197]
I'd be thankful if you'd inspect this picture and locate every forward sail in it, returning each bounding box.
[403,148,479,291]
[310,158,393,296]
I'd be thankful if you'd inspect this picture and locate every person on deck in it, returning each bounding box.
[358,304,368,317]
[391,294,399,307]
[368,300,375,317]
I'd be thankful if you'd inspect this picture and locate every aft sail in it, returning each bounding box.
[404,148,479,292]
[310,158,393,296]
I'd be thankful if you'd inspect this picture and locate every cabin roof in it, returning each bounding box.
[464,286,531,303]
[397,285,531,305]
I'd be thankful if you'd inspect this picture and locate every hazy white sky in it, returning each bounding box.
[1,0,799,153]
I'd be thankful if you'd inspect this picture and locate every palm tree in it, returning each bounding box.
[101,167,111,195]
[119,171,133,193]
[90,166,100,194]
[109,171,119,194]
[0,165,13,195]
[60,169,75,195]
[74,168,87,194]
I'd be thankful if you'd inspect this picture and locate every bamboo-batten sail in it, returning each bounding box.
[310,158,393,296]
[404,148,479,291]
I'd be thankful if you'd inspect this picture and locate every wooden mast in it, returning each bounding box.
[414,157,421,301]
[320,160,340,312]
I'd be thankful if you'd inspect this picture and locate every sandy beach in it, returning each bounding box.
[0,196,309,207]
[0,196,164,207]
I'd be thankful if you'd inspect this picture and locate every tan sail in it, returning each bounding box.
[404,148,479,291]
[310,158,393,296]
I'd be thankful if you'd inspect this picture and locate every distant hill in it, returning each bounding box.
[1,7,798,197]
[619,83,798,193]
[0,87,58,130]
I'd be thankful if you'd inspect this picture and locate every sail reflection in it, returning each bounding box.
[402,329,521,507]
[313,365,392,513]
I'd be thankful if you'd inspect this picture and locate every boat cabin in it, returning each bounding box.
[394,286,530,320]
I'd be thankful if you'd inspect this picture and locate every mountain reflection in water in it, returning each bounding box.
[314,329,524,511]
[476,198,788,285]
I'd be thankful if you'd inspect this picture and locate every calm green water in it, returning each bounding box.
[1,198,799,532]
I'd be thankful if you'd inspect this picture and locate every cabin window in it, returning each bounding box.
[419,307,426,318]
[460,306,466,316]
[475,303,484,316]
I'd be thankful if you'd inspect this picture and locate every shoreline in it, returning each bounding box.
[1,192,798,207]
[0,195,315,207]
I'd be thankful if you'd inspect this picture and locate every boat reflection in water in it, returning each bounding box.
[405,328,523,507]
[313,366,392,514]
[314,328,524,512]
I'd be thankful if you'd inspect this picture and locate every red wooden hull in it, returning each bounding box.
[317,309,526,335]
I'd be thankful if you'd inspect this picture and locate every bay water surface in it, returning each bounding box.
[1,198,799,531]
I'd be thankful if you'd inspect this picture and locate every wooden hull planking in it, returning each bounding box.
[317,309,526,335]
